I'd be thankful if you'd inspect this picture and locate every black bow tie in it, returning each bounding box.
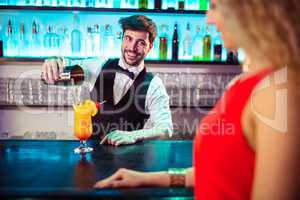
[116,66,135,79]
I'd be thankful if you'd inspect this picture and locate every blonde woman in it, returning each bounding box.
[94,0,300,199]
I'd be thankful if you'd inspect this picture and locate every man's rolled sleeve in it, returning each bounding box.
[145,76,173,137]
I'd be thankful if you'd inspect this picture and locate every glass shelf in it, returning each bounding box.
[0,57,240,66]
[0,5,207,14]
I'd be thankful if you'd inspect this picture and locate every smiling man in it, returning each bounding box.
[41,15,173,145]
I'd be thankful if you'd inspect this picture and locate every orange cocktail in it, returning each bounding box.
[73,100,98,154]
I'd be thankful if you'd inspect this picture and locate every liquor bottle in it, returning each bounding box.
[43,0,52,6]
[186,0,194,10]
[19,23,29,57]
[51,27,60,55]
[129,0,136,7]
[85,0,89,7]
[183,22,192,59]
[166,0,175,9]
[172,22,179,61]
[24,0,30,6]
[102,24,114,57]
[72,0,82,7]
[36,0,42,5]
[51,0,57,6]
[93,24,101,56]
[120,0,128,8]
[237,48,246,63]
[25,0,30,6]
[178,0,184,10]
[43,26,52,55]
[42,65,85,85]
[71,14,82,56]
[123,0,137,8]
[0,26,3,57]
[57,65,85,85]
[57,0,67,6]
[86,0,95,7]
[138,0,147,9]
[202,26,211,61]
[192,25,203,61]
[85,26,93,57]
[31,21,41,56]
[199,0,208,10]
[113,0,121,8]
[213,32,222,61]
[154,0,161,10]
[159,24,168,60]
[226,50,239,64]
[58,27,70,56]
[0,0,7,5]
[115,31,122,57]
[8,0,17,5]
[6,20,16,56]
[100,0,112,8]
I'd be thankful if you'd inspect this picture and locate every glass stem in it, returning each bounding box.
[80,140,86,149]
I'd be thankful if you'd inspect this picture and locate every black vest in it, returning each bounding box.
[91,59,154,139]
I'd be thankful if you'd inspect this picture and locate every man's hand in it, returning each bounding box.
[94,168,149,188]
[41,57,65,84]
[100,130,139,146]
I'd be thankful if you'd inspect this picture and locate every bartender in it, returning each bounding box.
[41,15,173,146]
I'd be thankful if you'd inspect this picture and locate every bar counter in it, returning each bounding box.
[0,139,193,199]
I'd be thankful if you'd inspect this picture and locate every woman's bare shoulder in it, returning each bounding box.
[249,69,300,199]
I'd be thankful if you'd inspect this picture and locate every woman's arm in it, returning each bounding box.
[144,167,194,187]
[185,167,195,187]
[94,167,194,188]
[250,75,300,199]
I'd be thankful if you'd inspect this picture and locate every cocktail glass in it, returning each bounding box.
[73,100,98,154]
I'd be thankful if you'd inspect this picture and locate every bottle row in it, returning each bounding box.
[0,0,209,11]
[0,13,241,63]
[0,16,240,63]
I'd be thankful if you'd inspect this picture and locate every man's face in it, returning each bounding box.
[121,29,153,66]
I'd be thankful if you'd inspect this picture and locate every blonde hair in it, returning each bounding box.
[218,0,300,70]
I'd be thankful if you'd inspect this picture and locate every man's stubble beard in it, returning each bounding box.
[122,49,145,67]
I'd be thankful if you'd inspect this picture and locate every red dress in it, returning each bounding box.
[194,68,272,200]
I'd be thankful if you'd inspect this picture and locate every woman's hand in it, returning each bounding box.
[94,168,149,188]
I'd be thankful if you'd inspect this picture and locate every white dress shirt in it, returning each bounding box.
[66,56,173,136]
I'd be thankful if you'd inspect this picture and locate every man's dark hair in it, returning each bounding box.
[118,15,157,44]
